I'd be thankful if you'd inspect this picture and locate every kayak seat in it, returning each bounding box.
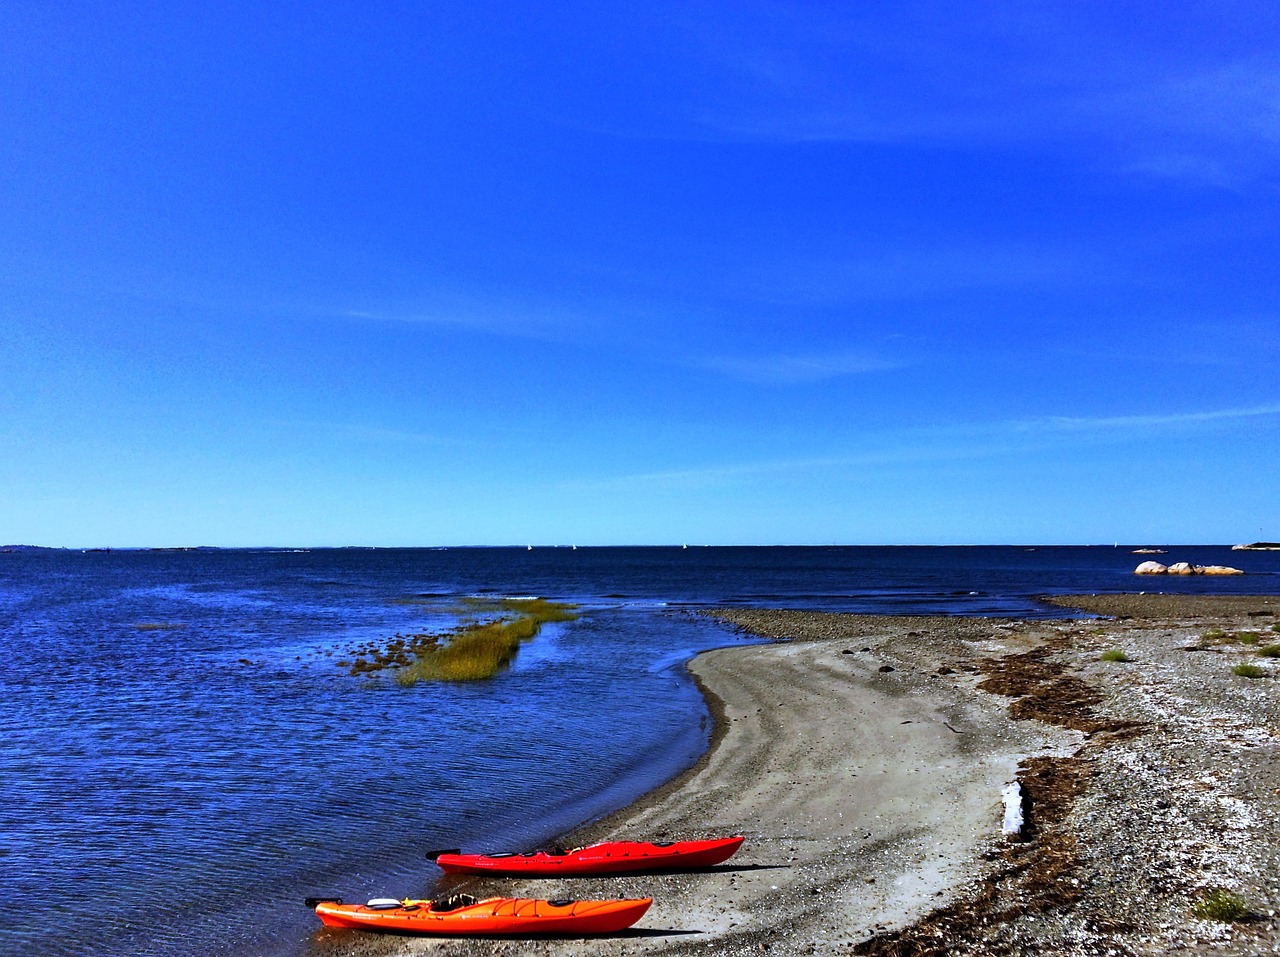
[430,894,478,913]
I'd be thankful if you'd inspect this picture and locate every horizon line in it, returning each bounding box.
[3,541,1262,551]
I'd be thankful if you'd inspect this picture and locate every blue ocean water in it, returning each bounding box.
[1,545,1276,957]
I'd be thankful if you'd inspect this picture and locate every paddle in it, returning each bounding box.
[303,897,343,908]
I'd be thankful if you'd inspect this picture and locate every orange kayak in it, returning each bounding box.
[308,894,651,936]
[431,835,744,876]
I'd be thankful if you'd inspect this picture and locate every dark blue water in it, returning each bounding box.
[2,545,1276,957]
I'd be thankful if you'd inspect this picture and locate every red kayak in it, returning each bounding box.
[308,894,651,936]
[430,835,744,876]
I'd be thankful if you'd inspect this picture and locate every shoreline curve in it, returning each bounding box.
[312,596,1280,956]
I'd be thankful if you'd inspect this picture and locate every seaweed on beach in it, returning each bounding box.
[854,634,1144,957]
[853,755,1092,957]
[977,641,1144,739]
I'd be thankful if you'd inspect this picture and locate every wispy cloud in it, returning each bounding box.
[271,418,465,447]
[1086,57,1280,187]
[1124,154,1243,190]
[564,403,1280,490]
[334,284,913,382]
[668,6,1280,185]
[692,350,901,384]
[331,275,658,345]
[335,299,593,342]
[1025,403,1280,434]
[736,245,1088,307]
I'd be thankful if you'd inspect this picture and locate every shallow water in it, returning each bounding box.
[2,545,1275,956]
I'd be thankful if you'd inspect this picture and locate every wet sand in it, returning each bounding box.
[309,595,1280,957]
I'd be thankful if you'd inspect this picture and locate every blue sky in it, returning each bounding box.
[2,1,1278,546]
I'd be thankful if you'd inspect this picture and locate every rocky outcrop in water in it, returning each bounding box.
[1134,561,1244,575]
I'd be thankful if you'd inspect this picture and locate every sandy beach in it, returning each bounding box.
[310,595,1280,957]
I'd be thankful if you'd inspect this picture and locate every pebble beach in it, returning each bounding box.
[308,594,1280,957]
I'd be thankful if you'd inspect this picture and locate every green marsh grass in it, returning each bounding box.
[1238,631,1260,645]
[456,596,579,623]
[1232,662,1266,679]
[1099,649,1131,663]
[1191,888,1248,922]
[394,598,578,685]
[1257,644,1280,658]
[1201,626,1228,641]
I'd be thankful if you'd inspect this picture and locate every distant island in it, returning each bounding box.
[0,545,219,553]
[1232,542,1280,551]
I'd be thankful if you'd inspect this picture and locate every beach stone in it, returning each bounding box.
[1166,562,1197,575]
[1134,561,1168,575]
[1198,565,1245,576]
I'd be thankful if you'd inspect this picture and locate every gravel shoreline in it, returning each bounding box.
[305,595,1280,957]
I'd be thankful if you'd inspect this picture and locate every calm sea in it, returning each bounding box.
[2,545,1276,956]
